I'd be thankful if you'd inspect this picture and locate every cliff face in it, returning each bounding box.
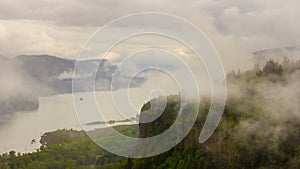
[139,96,179,138]
[137,95,208,154]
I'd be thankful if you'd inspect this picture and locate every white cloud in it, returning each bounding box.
[104,52,122,63]
[0,0,299,70]
[0,20,95,58]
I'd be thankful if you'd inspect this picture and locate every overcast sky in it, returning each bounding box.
[0,0,299,69]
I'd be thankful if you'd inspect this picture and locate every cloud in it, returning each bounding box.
[211,0,300,50]
[0,20,94,58]
[104,52,122,63]
[0,56,54,114]
[0,0,299,70]
[0,58,30,98]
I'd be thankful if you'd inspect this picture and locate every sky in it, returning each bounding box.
[0,0,300,70]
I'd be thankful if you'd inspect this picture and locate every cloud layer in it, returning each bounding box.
[0,0,299,68]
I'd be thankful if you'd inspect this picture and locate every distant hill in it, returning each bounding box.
[253,46,300,65]
[0,54,145,114]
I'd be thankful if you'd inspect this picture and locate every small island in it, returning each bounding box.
[85,115,139,125]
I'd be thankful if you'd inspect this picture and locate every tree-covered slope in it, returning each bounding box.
[117,59,300,169]
[1,59,300,169]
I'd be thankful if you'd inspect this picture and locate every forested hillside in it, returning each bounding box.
[1,59,300,169]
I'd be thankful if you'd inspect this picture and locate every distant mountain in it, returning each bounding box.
[253,46,300,65]
[0,54,145,114]
[12,55,74,95]
[11,54,144,94]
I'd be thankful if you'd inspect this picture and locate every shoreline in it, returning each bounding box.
[0,121,138,155]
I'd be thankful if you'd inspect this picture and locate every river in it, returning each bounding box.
[0,88,176,154]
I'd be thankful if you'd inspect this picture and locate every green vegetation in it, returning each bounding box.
[117,59,300,169]
[0,126,139,169]
[1,59,300,169]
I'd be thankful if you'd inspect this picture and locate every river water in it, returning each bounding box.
[0,88,176,154]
